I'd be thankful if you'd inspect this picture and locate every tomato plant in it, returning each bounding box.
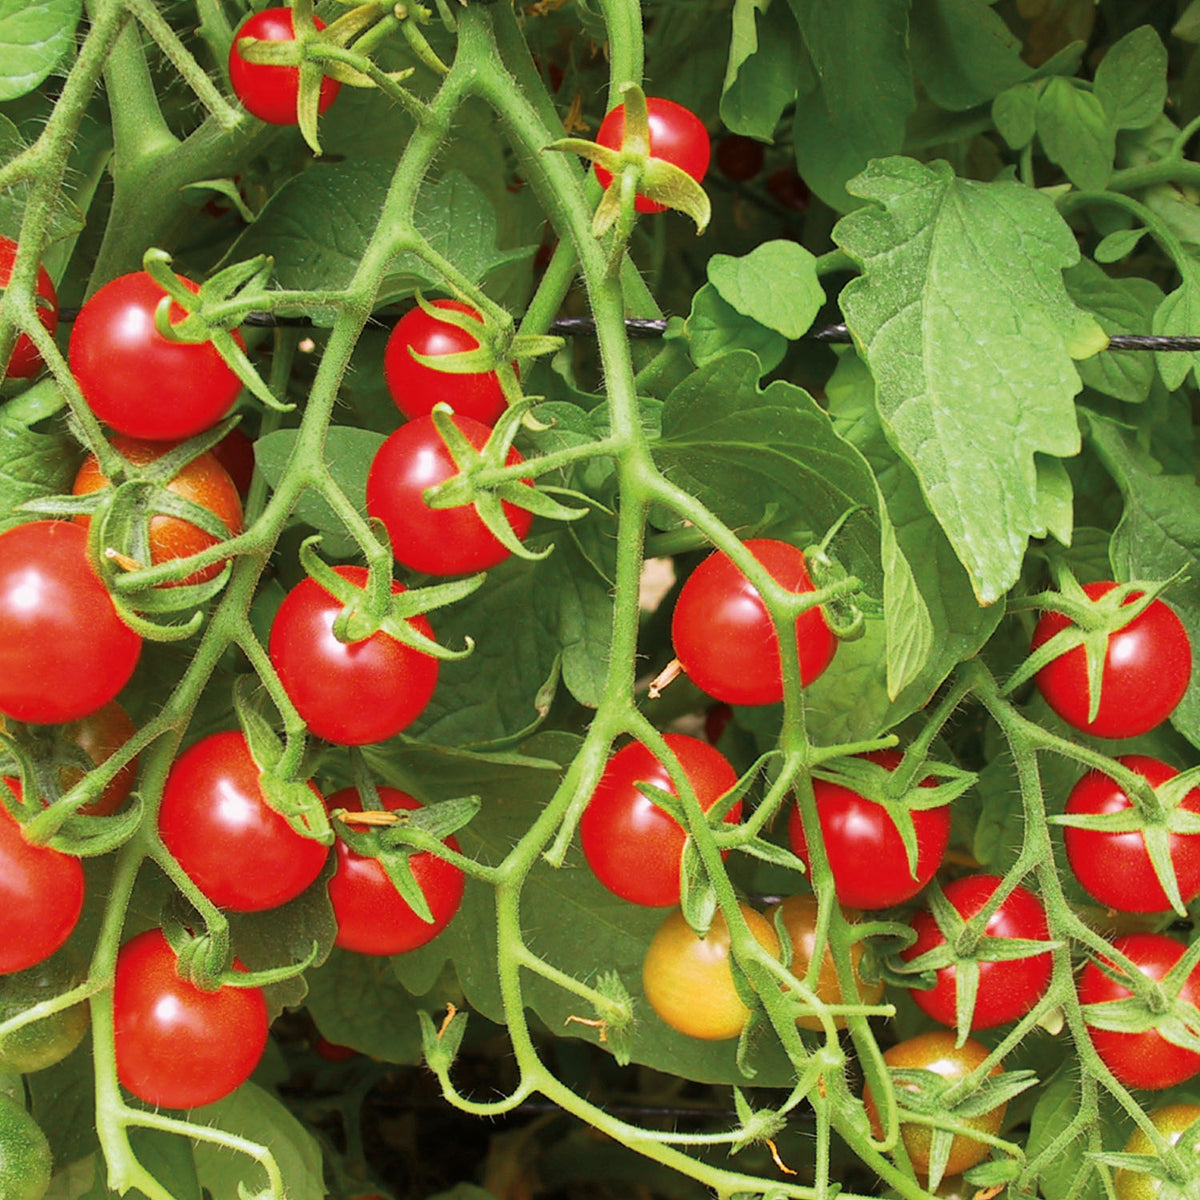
[326,786,465,956]
[714,135,764,183]
[1079,933,1200,1090]
[0,1093,52,1200]
[0,236,57,379]
[384,299,511,426]
[1114,1104,1200,1200]
[593,98,711,214]
[365,412,534,576]
[54,701,138,817]
[901,874,1053,1030]
[788,749,949,909]
[112,928,268,1109]
[0,782,84,974]
[0,957,89,1073]
[209,426,256,498]
[641,904,780,1040]
[1031,583,1192,739]
[268,566,439,745]
[864,1032,1005,1178]
[0,521,142,725]
[228,8,340,126]
[158,731,328,912]
[671,539,836,705]
[579,734,740,906]
[72,435,243,586]
[68,272,244,441]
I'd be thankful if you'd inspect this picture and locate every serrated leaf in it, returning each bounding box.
[1093,25,1167,131]
[1036,78,1115,191]
[707,241,824,340]
[0,419,81,533]
[835,157,1105,603]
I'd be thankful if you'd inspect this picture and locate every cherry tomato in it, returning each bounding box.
[1031,582,1191,739]
[365,413,534,576]
[1115,1104,1200,1200]
[0,956,89,1073]
[1079,932,1200,1090]
[765,166,811,213]
[268,567,439,745]
[72,435,243,587]
[901,874,1052,1030]
[228,8,341,126]
[326,786,465,956]
[594,98,710,214]
[715,135,764,183]
[69,272,244,441]
[0,780,84,974]
[0,1093,52,1200]
[210,426,257,498]
[671,539,836,706]
[313,1036,358,1062]
[1064,755,1200,913]
[580,734,741,907]
[642,903,781,1040]
[788,749,949,909]
[112,928,268,1109]
[158,730,329,912]
[765,895,884,1030]
[864,1032,1005,1178]
[55,700,139,817]
[0,237,58,379]
[0,521,141,725]
[384,300,512,427]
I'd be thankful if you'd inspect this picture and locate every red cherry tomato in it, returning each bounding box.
[365,413,534,576]
[69,272,244,441]
[593,97,711,214]
[384,300,511,427]
[671,539,836,706]
[715,135,765,183]
[158,730,329,912]
[765,166,811,213]
[788,749,949,909]
[72,435,244,587]
[1031,582,1191,739]
[580,734,740,907]
[228,8,341,126]
[1079,932,1200,1090]
[0,521,141,725]
[209,426,257,498]
[113,928,268,1109]
[268,566,439,745]
[902,874,1053,1030]
[0,781,84,974]
[0,237,58,379]
[1064,755,1200,913]
[326,787,465,956]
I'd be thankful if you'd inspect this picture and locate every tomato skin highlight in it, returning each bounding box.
[326,787,465,956]
[159,730,329,912]
[671,538,836,706]
[1114,1104,1200,1200]
[0,237,58,379]
[113,929,268,1109]
[385,300,510,427]
[1031,582,1191,739]
[902,874,1053,1030]
[0,781,85,975]
[594,98,711,214]
[366,413,534,576]
[269,567,439,745]
[642,904,781,1040]
[0,521,141,725]
[580,734,740,907]
[1079,932,1200,1090]
[69,272,244,441]
[228,8,341,126]
[788,749,949,910]
[1064,755,1200,913]
[864,1032,1005,1178]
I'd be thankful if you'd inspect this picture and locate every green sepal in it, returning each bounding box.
[594,971,634,1065]
[728,1089,787,1155]
[545,136,624,176]
[733,837,808,873]
[419,1006,468,1075]
[679,842,717,938]
[637,159,711,234]
[733,1008,760,1081]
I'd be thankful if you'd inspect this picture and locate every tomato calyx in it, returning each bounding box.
[1080,940,1200,1046]
[161,916,318,994]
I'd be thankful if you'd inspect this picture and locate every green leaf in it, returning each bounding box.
[1033,455,1073,545]
[0,0,80,101]
[1093,227,1146,264]
[1093,25,1167,131]
[909,0,1030,112]
[786,0,914,210]
[707,240,824,340]
[1025,1069,1107,1200]
[992,81,1041,150]
[720,0,802,139]
[1152,280,1200,391]
[1036,78,1115,192]
[127,1128,201,1200]
[684,284,787,373]
[836,157,1105,604]
[0,418,80,533]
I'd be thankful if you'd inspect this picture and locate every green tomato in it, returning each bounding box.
[0,962,89,1075]
[0,1093,51,1200]
[1115,1105,1200,1200]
